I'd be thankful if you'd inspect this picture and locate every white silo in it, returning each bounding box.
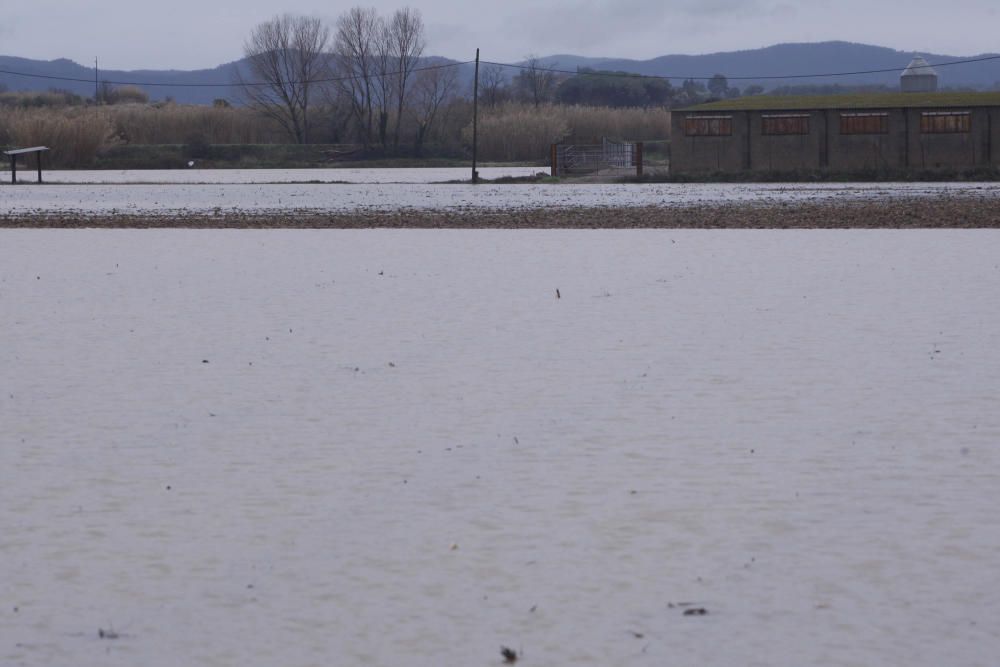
[900,55,938,92]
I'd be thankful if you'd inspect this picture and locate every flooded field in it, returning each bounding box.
[2,229,999,666]
[30,166,546,185]
[3,173,999,217]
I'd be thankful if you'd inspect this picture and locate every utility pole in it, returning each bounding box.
[95,58,99,104]
[472,48,479,184]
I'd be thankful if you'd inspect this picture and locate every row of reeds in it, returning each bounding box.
[0,107,115,167]
[466,103,671,162]
[108,105,285,145]
[0,102,671,167]
[0,105,288,166]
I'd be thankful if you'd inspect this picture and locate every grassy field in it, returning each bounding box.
[689,91,1000,111]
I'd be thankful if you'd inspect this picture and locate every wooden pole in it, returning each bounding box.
[11,156,16,184]
[37,151,43,183]
[472,48,479,184]
[551,144,558,176]
[635,142,643,178]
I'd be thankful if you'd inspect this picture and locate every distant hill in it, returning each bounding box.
[536,42,1000,90]
[2,42,998,105]
[0,55,247,105]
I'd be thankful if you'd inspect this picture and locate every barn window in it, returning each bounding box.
[761,114,810,135]
[840,112,888,134]
[684,115,733,137]
[920,111,971,133]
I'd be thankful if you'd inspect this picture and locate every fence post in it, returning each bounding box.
[635,142,643,178]
[551,144,558,176]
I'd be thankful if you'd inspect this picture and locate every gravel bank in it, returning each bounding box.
[3,195,1000,228]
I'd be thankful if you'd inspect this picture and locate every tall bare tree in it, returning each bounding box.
[480,64,508,107]
[333,6,425,153]
[412,63,458,156]
[372,16,394,149]
[516,55,558,107]
[238,14,330,144]
[333,7,380,149]
[386,8,425,151]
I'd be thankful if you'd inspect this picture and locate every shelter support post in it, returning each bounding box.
[10,156,15,184]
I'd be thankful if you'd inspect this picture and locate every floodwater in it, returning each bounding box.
[2,169,999,216]
[31,167,546,185]
[2,230,999,667]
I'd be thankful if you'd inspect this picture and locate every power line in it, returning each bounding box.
[1,52,998,90]
[481,53,1000,82]
[0,59,472,89]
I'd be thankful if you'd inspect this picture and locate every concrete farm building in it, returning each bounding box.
[671,91,1000,175]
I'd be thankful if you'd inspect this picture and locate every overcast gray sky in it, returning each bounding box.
[2,0,998,70]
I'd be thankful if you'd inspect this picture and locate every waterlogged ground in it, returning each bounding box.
[3,169,1000,217]
[2,229,999,666]
[30,166,546,185]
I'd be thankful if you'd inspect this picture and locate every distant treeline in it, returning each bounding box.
[478,64,745,108]
[0,85,149,109]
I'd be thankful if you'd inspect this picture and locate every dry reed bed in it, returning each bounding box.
[1,102,670,167]
[467,104,671,162]
[0,106,285,166]
[3,196,998,228]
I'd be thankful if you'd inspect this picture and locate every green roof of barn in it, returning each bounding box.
[685,91,1000,112]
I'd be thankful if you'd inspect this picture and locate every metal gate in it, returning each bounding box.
[552,138,640,176]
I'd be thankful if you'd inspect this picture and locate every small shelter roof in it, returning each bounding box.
[4,146,50,156]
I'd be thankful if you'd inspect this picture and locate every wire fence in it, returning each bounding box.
[552,138,639,176]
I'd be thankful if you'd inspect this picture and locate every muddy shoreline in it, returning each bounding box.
[3,196,1000,228]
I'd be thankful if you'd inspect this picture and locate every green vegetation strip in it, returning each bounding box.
[689,91,1000,112]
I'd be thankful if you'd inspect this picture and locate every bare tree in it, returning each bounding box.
[480,64,508,107]
[386,8,425,151]
[333,6,425,153]
[516,55,558,107]
[412,63,458,156]
[238,14,330,144]
[372,15,393,149]
[333,7,380,149]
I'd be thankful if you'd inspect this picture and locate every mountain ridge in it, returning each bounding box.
[3,41,998,105]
